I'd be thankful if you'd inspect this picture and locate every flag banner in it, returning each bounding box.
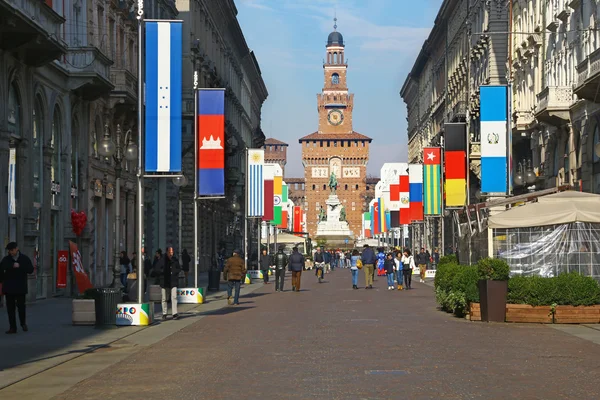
[278,210,288,229]
[197,89,225,196]
[282,183,288,203]
[385,210,391,232]
[371,200,380,235]
[262,164,276,221]
[444,123,467,207]
[293,206,302,233]
[480,85,508,194]
[399,175,411,224]
[423,147,441,215]
[378,197,386,233]
[145,21,182,173]
[247,149,264,217]
[408,164,424,222]
[271,174,283,225]
[363,212,372,237]
[69,241,93,294]
[389,183,400,211]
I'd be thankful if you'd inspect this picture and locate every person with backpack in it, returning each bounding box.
[401,249,415,289]
[273,245,288,292]
[288,247,305,292]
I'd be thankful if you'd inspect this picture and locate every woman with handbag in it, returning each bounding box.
[350,249,361,289]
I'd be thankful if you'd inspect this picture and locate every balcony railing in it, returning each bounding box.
[535,86,573,126]
[575,47,600,101]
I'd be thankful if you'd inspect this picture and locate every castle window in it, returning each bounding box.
[320,141,323,147]
[295,183,298,190]
[331,73,339,85]
[323,185,326,190]
[334,141,337,147]
[341,141,344,147]
[333,52,338,64]
[355,184,359,190]
[302,183,305,190]
[327,141,330,147]
[345,184,348,190]
[312,184,316,190]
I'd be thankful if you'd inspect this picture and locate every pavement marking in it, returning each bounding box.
[365,370,409,375]
[350,319,379,322]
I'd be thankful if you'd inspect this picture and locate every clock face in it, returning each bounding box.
[327,109,344,126]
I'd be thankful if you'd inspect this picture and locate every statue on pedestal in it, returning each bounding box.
[318,206,326,222]
[340,206,346,222]
[328,172,338,194]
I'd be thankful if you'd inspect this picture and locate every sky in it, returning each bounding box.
[236,0,442,177]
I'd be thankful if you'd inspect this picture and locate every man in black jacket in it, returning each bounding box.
[361,245,376,289]
[259,248,272,284]
[153,247,181,320]
[0,242,34,334]
[289,247,305,292]
[273,246,288,292]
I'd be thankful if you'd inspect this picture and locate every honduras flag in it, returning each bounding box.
[144,21,182,173]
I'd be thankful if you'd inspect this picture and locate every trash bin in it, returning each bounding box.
[94,287,122,326]
[208,269,220,291]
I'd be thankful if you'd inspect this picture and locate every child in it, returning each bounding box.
[385,253,395,290]
[394,251,403,290]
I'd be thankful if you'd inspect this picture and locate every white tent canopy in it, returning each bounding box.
[488,191,600,229]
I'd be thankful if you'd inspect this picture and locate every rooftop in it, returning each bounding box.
[264,138,288,146]
[298,131,372,142]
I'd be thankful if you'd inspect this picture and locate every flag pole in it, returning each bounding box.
[193,70,199,288]
[244,147,249,270]
[136,4,145,303]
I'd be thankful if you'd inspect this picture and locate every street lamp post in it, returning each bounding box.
[98,123,138,288]
[173,174,188,263]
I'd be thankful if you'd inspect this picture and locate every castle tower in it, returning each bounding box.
[299,22,372,239]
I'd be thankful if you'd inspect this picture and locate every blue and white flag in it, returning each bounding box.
[247,149,264,217]
[144,20,182,173]
[480,85,508,194]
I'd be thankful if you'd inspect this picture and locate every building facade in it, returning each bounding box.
[177,0,267,267]
[300,27,372,238]
[264,138,288,176]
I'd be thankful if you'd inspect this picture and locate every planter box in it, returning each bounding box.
[72,299,95,325]
[506,304,552,323]
[554,305,600,324]
[478,280,508,322]
[469,303,481,321]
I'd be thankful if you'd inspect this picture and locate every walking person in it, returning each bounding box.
[0,242,34,334]
[394,251,403,289]
[402,249,415,289]
[314,247,325,283]
[385,253,396,290]
[273,245,288,292]
[323,250,331,274]
[416,248,428,283]
[361,244,376,289]
[288,247,305,292]
[259,248,272,284]
[432,247,440,269]
[350,249,361,289]
[153,247,181,320]
[181,249,191,287]
[119,251,130,288]
[223,249,246,305]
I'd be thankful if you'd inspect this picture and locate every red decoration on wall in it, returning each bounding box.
[70,209,88,236]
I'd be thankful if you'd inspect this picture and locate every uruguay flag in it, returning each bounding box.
[144,21,182,173]
[197,89,225,196]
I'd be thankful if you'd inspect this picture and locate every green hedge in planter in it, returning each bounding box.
[434,261,479,316]
[508,273,600,306]
[477,257,510,281]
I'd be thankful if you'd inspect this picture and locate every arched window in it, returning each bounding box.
[32,96,44,204]
[7,83,21,138]
[312,184,316,190]
[333,52,338,64]
[51,106,62,207]
[323,185,326,190]
[345,184,348,190]
[593,125,600,163]
[331,73,339,85]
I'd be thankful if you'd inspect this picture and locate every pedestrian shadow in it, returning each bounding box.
[241,292,269,299]
[0,344,109,372]
[202,306,256,316]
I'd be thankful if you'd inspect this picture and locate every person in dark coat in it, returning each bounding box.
[288,247,305,292]
[0,242,34,334]
[153,247,181,320]
[273,246,288,292]
[259,248,272,284]
[181,249,191,287]
[224,249,246,305]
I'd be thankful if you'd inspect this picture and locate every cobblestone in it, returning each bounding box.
[57,272,600,400]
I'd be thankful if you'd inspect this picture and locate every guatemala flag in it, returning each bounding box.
[144,21,182,173]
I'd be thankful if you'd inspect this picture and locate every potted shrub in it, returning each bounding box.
[72,288,96,326]
[477,258,510,322]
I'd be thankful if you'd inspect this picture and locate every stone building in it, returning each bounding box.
[299,26,372,238]
[400,0,508,250]
[177,0,268,267]
[264,138,288,176]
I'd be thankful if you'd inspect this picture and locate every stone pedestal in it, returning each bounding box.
[315,194,354,246]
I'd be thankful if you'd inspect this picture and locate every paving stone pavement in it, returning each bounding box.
[53,270,600,399]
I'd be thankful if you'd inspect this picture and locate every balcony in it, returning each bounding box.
[534,86,573,126]
[110,58,137,105]
[0,0,67,66]
[574,47,600,102]
[66,46,114,100]
[513,110,535,131]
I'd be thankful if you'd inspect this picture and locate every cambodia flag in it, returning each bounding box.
[197,89,225,196]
